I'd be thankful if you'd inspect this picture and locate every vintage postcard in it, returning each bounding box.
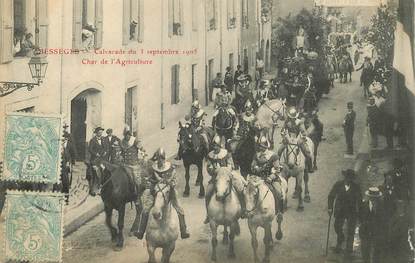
[0,0,414,263]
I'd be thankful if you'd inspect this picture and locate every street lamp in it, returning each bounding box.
[0,49,48,97]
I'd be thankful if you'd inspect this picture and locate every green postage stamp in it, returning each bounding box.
[4,190,65,262]
[1,113,63,184]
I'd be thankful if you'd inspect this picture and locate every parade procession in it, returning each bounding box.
[0,0,414,262]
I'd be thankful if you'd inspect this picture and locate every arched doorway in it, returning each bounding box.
[265,40,270,72]
[70,88,102,161]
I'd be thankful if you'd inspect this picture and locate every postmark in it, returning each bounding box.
[4,190,64,262]
[2,112,63,184]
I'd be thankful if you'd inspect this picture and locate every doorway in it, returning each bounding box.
[208,59,214,103]
[265,40,270,72]
[191,64,197,101]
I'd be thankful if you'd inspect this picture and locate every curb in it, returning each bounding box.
[64,200,104,237]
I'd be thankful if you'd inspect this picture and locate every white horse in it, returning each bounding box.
[279,135,314,211]
[244,175,284,263]
[146,182,179,263]
[256,99,287,149]
[207,167,242,261]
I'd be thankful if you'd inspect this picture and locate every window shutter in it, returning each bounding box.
[95,0,103,48]
[0,0,13,63]
[38,0,48,49]
[72,0,83,49]
[168,0,173,37]
[192,0,197,31]
[175,65,180,103]
[179,0,183,35]
[138,0,144,42]
[171,65,176,104]
[122,0,130,45]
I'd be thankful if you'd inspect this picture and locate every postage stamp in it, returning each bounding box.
[1,112,63,184]
[4,190,65,262]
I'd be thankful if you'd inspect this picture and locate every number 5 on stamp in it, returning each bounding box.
[1,113,63,184]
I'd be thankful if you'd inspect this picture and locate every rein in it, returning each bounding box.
[280,143,300,166]
[263,101,285,122]
[215,173,234,201]
[244,182,271,214]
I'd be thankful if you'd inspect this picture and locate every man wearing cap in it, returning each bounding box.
[277,107,313,172]
[343,102,356,157]
[61,131,77,204]
[204,135,246,223]
[224,66,234,94]
[135,148,190,240]
[88,127,106,185]
[367,96,381,148]
[328,169,362,256]
[103,129,119,162]
[359,187,386,263]
[211,72,223,102]
[214,84,232,109]
[251,136,285,238]
[121,130,145,197]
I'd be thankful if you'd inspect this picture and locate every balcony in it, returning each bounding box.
[228,17,237,29]
[173,23,182,35]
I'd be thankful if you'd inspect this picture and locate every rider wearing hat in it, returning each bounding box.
[204,135,246,223]
[88,127,106,187]
[214,84,232,109]
[136,148,190,240]
[237,100,257,138]
[277,107,313,172]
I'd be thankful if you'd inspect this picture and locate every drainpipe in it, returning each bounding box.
[219,0,223,74]
[204,0,208,106]
[59,0,64,114]
[160,0,165,129]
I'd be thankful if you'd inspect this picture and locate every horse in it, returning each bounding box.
[178,123,214,198]
[207,167,242,261]
[145,181,179,263]
[87,159,152,250]
[338,56,353,83]
[304,114,324,171]
[279,136,314,211]
[255,99,287,149]
[244,175,284,263]
[212,106,237,144]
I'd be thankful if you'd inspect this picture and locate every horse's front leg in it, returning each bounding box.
[292,176,299,199]
[248,222,260,263]
[223,225,229,244]
[115,204,126,250]
[183,164,190,197]
[147,242,157,263]
[161,242,176,263]
[304,170,311,203]
[210,221,218,262]
[105,205,117,243]
[313,143,318,171]
[197,161,205,198]
[296,172,304,212]
[228,222,237,259]
[130,199,142,236]
[263,223,273,263]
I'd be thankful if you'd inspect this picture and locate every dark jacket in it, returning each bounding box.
[102,135,119,161]
[343,110,356,132]
[88,137,106,165]
[359,200,387,242]
[357,62,374,86]
[328,180,362,218]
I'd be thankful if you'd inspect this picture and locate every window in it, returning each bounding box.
[192,0,198,31]
[229,53,234,72]
[242,0,249,28]
[207,0,217,31]
[125,86,138,136]
[17,106,35,113]
[227,0,236,29]
[168,0,183,36]
[73,0,103,51]
[171,65,180,104]
[0,0,48,63]
[123,0,144,44]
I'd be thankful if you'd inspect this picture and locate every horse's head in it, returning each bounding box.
[282,142,302,169]
[152,182,172,220]
[87,161,112,196]
[243,175,261,217]
[178,124,197,153]
[215,167,232,202]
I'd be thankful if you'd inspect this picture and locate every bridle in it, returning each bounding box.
[215,173,233,201]
[244,179,271,214]
[154,182,171,205]
[280,143,300,166]
[263,100,286,124]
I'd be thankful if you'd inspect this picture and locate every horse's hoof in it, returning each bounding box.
[113,246,123,252]
[313,166,318,171]
[223,237,229,245]
[198,192,205,199]
[292,193,299,199]
[195,181,201,186]
[183,191,190,197]
[304,195,311,203]
[296,206,304,212]
[276,231,283,240]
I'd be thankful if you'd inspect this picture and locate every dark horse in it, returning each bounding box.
[87,159,152,250]
[227,126,257,178]
[212,106,237,143]
[178,123,214,198]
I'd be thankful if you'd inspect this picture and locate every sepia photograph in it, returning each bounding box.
[0,0,414,262]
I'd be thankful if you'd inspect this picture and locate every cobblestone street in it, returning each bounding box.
[61,76,368,263]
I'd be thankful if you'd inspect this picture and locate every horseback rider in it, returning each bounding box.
[136,148,190,240]
[214,84,232,109]
[204,135,246,223]
[302,72,317,114]
[277,107,313,172]
[175,100,208,160]
[121,129,146,197]
[251,136,285,236]
[88,127,107,186]
[237,100,256,139]
[255,80,270,108]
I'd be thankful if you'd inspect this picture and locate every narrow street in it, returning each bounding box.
[62,75,368,263]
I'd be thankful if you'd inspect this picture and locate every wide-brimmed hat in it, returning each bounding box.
[94,127,104,134]
[237,74,248,81]
[342,169,356,178]
[365,187,382,198]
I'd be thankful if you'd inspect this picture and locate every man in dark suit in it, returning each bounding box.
[343,102,356,157]
[328,169,362,257]
[224,66,234,94]
[359,187,386,263]
[102,128,119,162]
[88,127,106,184]
[234,65,243,86]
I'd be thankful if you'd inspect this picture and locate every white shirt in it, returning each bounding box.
[369,200,374,212]
[345,184,350,192]
[296,35,305,49]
